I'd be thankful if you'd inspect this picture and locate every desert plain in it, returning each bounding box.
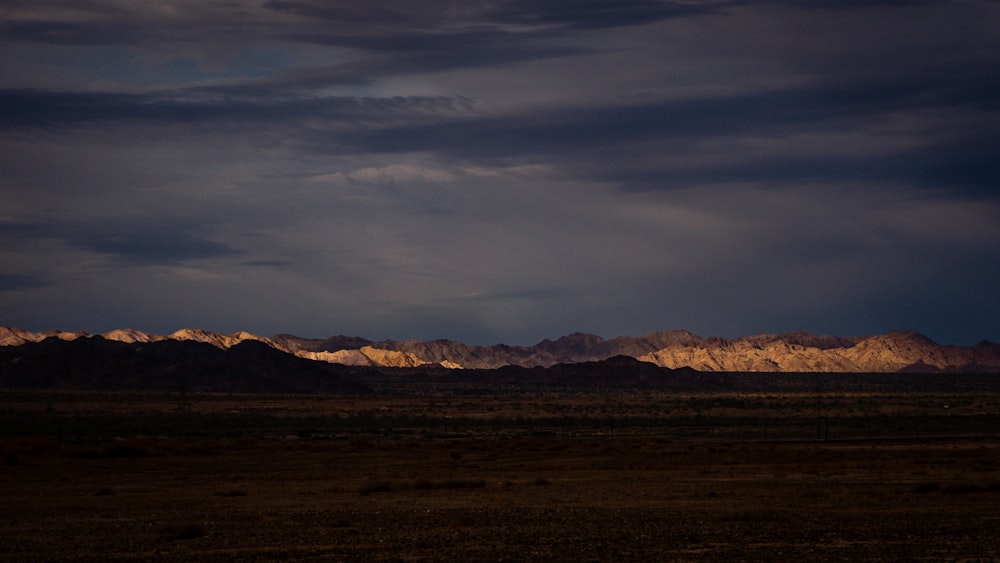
[2,374,999,561]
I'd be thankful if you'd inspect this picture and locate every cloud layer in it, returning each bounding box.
[1,0,998,344]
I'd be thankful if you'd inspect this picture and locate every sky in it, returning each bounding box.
[1,0,999,346]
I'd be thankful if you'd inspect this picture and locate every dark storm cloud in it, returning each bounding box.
[0,19,139,44]
[240,260,296,269]
[452,287,573,303]
[76,229,243,265]
[483,0,731,28]
[253,1,732,87]
[256,4,596,80]
[776,0,947,10]
[0,88,469,131]
[0,0,728,97]
[3,0,702,67]
[0,1,275,46]
[260,1,457,24]
[285,29,585,72]
[0,90,152,128]
[1,220,242,265]
[675,142,1000,193]
[326,75,1000,192]
[262,0,727,29]
[0,1,134,43]
[5,67,996,190]
[0,273,48,293]
[342,83,900,153]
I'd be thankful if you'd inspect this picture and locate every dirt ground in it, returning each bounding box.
[2,389,999,561]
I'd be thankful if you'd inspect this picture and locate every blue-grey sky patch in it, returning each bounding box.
[0,273,49,293]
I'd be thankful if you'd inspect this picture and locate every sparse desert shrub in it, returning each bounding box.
[68,441,151,459]
[412,479,434,490]
[717,509,787,522]
[439,478,486,489]
[102,442,151,458]
[940,482,1000,494]
[160,522,205,540]
[186,440,219,455]
[235,435,258,447]
[359,478,487,495]
[941,483,979,494]
[358,481,396,495]
[349,437,372,450]
[910,482,941,494]
[2,436,57,460]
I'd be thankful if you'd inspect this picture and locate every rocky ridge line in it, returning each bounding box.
[1,326,997,373]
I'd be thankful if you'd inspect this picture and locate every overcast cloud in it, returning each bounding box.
[1,0,998,345]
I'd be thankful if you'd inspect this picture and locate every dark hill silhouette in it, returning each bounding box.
[1,337,715,392]
[381,355,714,389]
[540,355,703,387]
[0,336,370,394]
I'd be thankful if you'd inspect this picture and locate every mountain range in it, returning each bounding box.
[2,326,998,373]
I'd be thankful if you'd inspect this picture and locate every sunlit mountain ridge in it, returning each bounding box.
[1,326,997,373]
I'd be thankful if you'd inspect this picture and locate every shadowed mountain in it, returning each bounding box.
[0,336,370,394]
[358,355,715,389]
[492,355,711,388]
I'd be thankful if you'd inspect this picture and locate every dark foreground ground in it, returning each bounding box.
[2,382,999,561]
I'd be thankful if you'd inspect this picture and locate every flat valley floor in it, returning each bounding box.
[2,384,999,561]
